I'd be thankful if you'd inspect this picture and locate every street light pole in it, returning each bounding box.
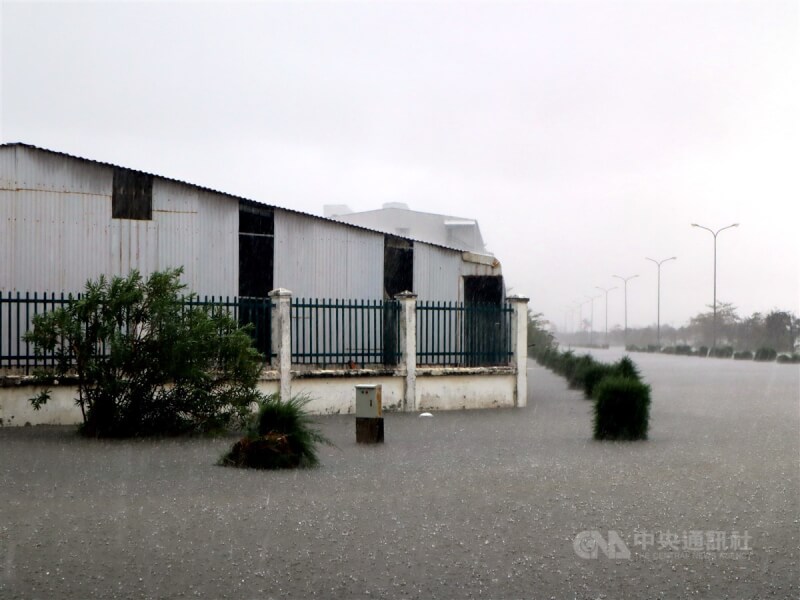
[691,223,739,351]
[586,295,601,347]
[645,256,677,348]
[612,274,638,347]
[595,286,617,347]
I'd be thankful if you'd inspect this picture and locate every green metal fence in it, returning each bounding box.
[417,301,513,366]
[291,298,401,366]
[0,291,272,374]
[2,292,512,373]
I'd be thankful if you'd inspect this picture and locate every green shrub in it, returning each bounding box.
[581,363,616,399]
[567,354,597,389]
[754,347,778,362]
[614,356,641,381]
[549,350,573,377]
[675,345,692,355]
[625,344,640,352]
[709,346,734,358]
[221,393,331,469]
[733,350,753,360]
[593,376,651,441]
[697,346,709,357]
[661,346,676,354]
[776,353,800,364]
[23,269,262,437]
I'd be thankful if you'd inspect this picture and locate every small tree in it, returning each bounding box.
[24,268,263,437]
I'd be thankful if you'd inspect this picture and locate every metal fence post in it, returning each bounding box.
[507,295,530,408]
[395,291,417,412]
[269,288,293,401]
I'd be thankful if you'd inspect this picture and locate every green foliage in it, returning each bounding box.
[776,353,800,364]
[527,311,557,359]
[566,354,596,389]
[697,346,709,357]
[580,363,616,399]
[614,356,640,381]
[733,350,753,360]
[754,347,777,362]
[709,346,734,358]
[221,393,332,469]
[23,268,263,437]
[593,376,651,441]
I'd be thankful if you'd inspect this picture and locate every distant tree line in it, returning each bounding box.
[558,304,799,353]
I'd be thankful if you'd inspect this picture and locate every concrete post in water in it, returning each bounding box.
[507,295,530,408]
[269,288,293,401]
[395,291,417,412]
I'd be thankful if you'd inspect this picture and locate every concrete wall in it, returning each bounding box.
[417,373,516,411]
[0,369,514,426]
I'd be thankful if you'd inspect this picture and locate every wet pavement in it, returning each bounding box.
[1,353,798,599]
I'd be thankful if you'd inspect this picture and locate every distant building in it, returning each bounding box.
[324,202,490,255]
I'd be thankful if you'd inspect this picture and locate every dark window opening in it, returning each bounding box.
[238,205,274,298]
[383,234,413,299]
[382,235,413,365]
[238,205,274,357]
[112,168,153,220]
[464,276,503,305]
[464,275,506,366]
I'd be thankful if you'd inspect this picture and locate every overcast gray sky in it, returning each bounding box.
[2,0,798,330]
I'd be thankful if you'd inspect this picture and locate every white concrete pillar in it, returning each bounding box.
[269,288,293,401]
[507,295,530,408]
[395,291,417,412]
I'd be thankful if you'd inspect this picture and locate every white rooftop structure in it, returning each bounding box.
[324,203,490,254]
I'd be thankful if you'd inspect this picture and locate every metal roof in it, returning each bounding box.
[1,142,479,255]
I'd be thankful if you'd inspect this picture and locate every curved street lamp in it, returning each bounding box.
[645,256,677,348]
[595,286,617,347]
[612,274,638,347]
[691,223,739,350]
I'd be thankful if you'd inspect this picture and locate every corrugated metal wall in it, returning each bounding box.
[414,243,502,302]
[1,145,497,303]
[274,211,384,299]
[0,146,237,297]
[414,244,463,301]
[1,146,112,292]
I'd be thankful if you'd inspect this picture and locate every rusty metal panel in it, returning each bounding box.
[274,210,384,299]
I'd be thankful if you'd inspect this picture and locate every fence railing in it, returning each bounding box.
[0,291,272,374]
[2,292,514,374]
[417,301,513,366]
[291,298,400,366]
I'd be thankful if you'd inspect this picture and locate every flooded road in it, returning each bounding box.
[1,352,798,599]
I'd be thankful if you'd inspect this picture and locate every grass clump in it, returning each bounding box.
[221,393,332,470]
[593,376,651,441]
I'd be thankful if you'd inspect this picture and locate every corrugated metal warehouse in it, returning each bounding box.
[0,143,503,303]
